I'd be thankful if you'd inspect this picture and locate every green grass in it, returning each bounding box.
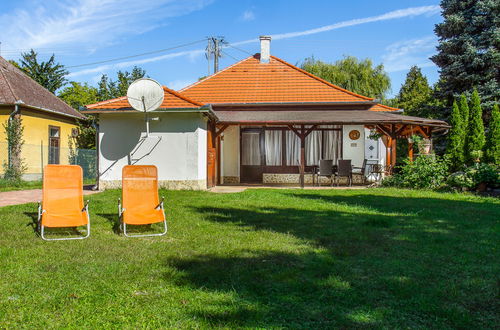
[0,178,95,192]
[0,188,499,328]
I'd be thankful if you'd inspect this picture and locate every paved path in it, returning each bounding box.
[0,186,100,207]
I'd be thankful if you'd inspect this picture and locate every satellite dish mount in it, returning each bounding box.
[127,78,164,137]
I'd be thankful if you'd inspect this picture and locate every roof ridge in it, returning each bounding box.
[371,103,399,111]
[162,86,203,106]
[86,96,127,109]
[179,55,255,92]
[270,55,373,101]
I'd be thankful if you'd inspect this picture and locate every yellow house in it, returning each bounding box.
[0,56,86,180]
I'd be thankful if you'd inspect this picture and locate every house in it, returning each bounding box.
[85,36,448,189]
[0,56,86,180]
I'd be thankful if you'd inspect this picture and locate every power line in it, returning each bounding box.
[66,39,206,69]
[226,43,253,56]
[221,50,240,62]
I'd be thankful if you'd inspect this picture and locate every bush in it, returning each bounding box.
[382,155,449,190]
[446,163,499,191]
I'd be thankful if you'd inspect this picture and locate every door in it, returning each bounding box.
[48,126,60,164]
[207,122,217,188]
[240,129,263,183]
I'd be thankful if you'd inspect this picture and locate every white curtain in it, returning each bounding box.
[286,130,300,165]
[241,132,261,165]
[265,130,282,165]
[323,125,342,163]
[306,130,322,166]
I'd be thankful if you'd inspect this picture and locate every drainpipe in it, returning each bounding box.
[7,100,23,169]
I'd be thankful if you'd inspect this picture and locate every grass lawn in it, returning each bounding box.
[0,188,498,328]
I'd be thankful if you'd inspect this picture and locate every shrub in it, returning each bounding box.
[467,163,499,189]
[446,171,475,191]
[382,155,449,190]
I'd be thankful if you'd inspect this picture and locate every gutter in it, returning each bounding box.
[0,102,85,120]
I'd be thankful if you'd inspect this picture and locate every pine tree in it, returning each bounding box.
[484,104,500,164]
[465,89,486,163]
[446,100,465,169]
[431,0,500,110]
[396,66,433,117]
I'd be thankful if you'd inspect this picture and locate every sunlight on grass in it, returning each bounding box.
[0,188,498,328]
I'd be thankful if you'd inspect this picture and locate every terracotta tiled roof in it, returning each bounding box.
[180,54,400,111]
[0,56,85,119]
[86,86,202,110]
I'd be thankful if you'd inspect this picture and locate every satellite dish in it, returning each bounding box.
[127,78,164,112]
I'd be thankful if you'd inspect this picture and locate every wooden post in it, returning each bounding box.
[300,134,305,188]
[408,142,414,162]
[386,136,392,167]
[391,137,397,167]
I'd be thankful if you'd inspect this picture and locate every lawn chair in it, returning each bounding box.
[315,159,334,186]
[38,165,90,241]
[335,159,353,186]
[119,165,167,237]
[352,159,367,184]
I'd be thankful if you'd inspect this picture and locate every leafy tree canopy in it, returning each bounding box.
[300,56,391,100]
[58,82,98,110]
[97,66,147,101]
[14,49,68,93]
[431,0,500,109]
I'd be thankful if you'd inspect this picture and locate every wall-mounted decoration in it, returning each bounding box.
[349,130,360,140]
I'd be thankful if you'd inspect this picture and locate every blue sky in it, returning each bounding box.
[0,0,442,97]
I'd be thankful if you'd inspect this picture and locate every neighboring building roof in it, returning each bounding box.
[180,54,400,111]
[86,86,202,112]
[0,56,85,119]
[215,109,449,128]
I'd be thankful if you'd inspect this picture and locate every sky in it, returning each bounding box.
[0,0,443,97]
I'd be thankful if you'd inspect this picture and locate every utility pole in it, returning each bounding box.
[205,36,226,74]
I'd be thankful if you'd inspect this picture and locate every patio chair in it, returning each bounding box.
[315,159,334,186]
[352,159,367,184]
[119,165,167,237]
[38,165,90,241]
[335,159,353,186]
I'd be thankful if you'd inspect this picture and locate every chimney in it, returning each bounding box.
[259,35,271,64]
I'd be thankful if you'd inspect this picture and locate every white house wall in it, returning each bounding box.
[342,125,365,167]
[98,112,207,190]
[221,125,240,184]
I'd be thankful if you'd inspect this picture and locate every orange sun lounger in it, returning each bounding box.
[38,165,90,241]
[119,165,167,237]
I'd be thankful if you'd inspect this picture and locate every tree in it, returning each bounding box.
[465,89,486,163]
[15,49,68,93]
[431,0,500,110]
[458,94,470,153]
[396,66,433,117]
[96,66,147,101]
[446,100,465,169]
[484,103,499,164]
[300,56,390,99]
[58,82,99,110]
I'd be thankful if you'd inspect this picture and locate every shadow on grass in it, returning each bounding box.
[97,213,163,235]
[24,211,39,236]
[163,192,499,328]
[97,213,121,234]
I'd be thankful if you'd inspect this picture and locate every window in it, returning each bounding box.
[48,126,60,164]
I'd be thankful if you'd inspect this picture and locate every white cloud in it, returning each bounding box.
[68,5,440,78]
[233,5,440,46]
[240,10,255,22]
[382,36,437,72]
[0,0,212,51]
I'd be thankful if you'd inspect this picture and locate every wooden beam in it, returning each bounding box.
[287,125,302,138]
[408,142,414,162]
[376,124,393,138]
[300,134,305,188]
[303,125,318,138]
[215,124,229,137]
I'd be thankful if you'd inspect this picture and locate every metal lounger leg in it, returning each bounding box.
[122,203,167,238]
[40,206,90,241]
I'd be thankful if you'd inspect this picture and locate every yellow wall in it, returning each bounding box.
[0,107,11,172]
[0,106,79,176]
